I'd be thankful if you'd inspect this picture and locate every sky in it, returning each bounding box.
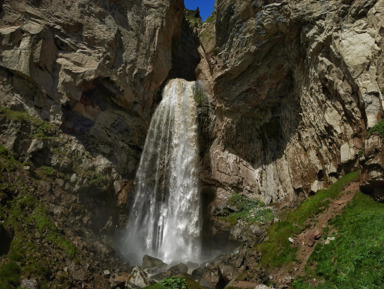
[184,0,215,22]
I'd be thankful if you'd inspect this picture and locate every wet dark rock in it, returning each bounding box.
[142,255,168,270]
[169,263,188,275]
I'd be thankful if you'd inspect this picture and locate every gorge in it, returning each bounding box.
[0,0,384,288]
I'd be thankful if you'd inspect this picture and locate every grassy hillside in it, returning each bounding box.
[294,192,384,288]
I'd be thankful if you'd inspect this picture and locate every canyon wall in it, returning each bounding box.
[0,0,188,230]
[0,0,184,178]
[198,0,384,211]
[0,1,187,285]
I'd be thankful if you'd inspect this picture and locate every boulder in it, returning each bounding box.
[142,255,167,270]
[169,263,188,275]
[255,285,271,289]
[129,267,151,288]
[110,267,151,289]
[340,138,363,169]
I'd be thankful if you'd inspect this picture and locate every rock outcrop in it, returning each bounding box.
[198,0,384,208]
[0,0,184,179]
[0,0,193,287]
[360,133,384,201]
[0,0,188,247]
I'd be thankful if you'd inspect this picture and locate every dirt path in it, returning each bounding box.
[271,182,360,288]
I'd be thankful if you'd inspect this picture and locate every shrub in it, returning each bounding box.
[160,277,187,289]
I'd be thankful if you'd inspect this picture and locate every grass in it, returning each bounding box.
[293,192,384,288]
[256,171,359,268]
[204,12,216,24]
[220,193,274,226]
[368,119,384,139]
[184,9,202,28]
[144,277,203,289]
[34,165,57,181]
[160,277,187,289]
[0,106,57,139]
[0,147,76,289]
[79,170,106,188]
[0,194,75,288]
[29,205,76,258]
[145,284,168,289]
[0,261,21,289]
[0,144,22,172]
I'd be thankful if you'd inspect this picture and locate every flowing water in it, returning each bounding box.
[123,79,202,265]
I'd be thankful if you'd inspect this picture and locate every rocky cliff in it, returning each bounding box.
[0,0,189,224]
[198,0,384,211]
[0,0,189,287]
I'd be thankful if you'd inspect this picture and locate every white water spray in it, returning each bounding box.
[123,79,202,265]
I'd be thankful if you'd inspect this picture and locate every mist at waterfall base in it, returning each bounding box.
[120,79,202,266]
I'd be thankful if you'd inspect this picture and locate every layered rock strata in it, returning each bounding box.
[0,0,184,179]
[198,0,384,209]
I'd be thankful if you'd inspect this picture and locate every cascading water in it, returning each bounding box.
[122,79,202,265]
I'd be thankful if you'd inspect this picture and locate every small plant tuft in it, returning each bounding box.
[221,193,273,226]
[159,277,188,289]
[204,12,216,24]
[0,106,57,139]
[193,85,207,107]
[367,119,384,139]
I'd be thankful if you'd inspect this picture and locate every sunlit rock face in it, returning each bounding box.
[121,79,202,265]
[197,0,384,207]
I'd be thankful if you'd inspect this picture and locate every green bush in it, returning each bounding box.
[29,205,76,258]
[220,193,273,226]
[228,193,264,211]
[184,9,202,28]
[159,277,188,289]
[34,166,57,180]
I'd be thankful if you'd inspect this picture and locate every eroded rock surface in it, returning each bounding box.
[198,0,384,209]
[0,0,184,179]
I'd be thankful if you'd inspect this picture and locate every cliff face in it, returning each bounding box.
[0,0,187,287]
[0,0,183,179]
[199,0,384,209]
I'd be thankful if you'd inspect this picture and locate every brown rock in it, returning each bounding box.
[197,0,384,206]
[360,134,384,201]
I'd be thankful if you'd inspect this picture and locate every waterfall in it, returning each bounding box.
[123,79,202,265]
